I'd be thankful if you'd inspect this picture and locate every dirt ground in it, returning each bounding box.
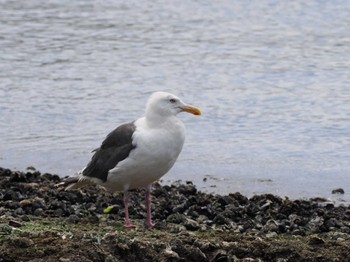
[1,167,350,261]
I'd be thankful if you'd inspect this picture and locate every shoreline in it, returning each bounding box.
[1,167,350,261]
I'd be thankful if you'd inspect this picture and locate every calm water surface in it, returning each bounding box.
[1,0,350,202]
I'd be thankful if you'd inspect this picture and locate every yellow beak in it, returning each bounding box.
[180,104,201,115]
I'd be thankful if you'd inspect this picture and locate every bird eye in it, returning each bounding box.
[169,98,176,103]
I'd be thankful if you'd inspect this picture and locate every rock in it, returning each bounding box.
[331,188,345,194]
[14,207,24,216]
[59,258,72,262]
[105,255,122,262]
[3,190,20,201]
[54,208,65,217]
[166,213,186,224]
[8,219,22,228]
[33,208,44,216]
[184,218,200,231]
[169,224,187,233]
[9,172,28,182]
[161,246,180,261]
[213,214,232,225]
[20,215,30,222]
[308,237,325,245]
[9,237,34,248]
[0,225,12,234]
[199,241,217,252]
[263,220,279,233]
[196,215,210,224]
[26,166,36,171]
[265,232,278,238]
[66,214,80,224]
[211,249,228,262]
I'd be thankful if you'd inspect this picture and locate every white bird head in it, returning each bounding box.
[145,92,201,120]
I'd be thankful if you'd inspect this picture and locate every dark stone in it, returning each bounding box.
[33,208,44,216]
[9,237,34,248]
[166,213,186,224]
[54,208,65,217]
[213,214,232,225]
[66,214,80,224]
[308,237,325,245]
[3,190,20,201]
[8,220,22,228]
[331,188,345,194]
[14,207,24,216]
[184,218,200,231]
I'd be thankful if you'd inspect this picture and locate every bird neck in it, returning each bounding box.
[145,113,177,128]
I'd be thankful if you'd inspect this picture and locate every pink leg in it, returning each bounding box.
[145,185,155,228]
[123,191,136,228]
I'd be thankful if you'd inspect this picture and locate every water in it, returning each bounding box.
[1,0,350,203]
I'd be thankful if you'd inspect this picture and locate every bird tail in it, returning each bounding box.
[57,176,94,190]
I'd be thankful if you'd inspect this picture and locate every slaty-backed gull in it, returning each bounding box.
[65,91,201,228]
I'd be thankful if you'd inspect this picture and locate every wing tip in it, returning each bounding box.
[56,176,94,190]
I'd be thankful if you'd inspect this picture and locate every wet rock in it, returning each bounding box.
[3,190,21,201]
[9,237,34,248]
[8,219,22,228]
[228,192,248,205]
[184,218,200,231]
[265,232,278,238]
[54,208,65,217]
[14,207,25,216]
[178,183,197,196]
[197,215,210,224]
[33,208,44,216]
[169,224,187,233]
[9,172,29,183]
[213,213,232,225]
[5,200,20,210]
[332,188,345,194]
[308,237,325,245]
[0,224,12,234]
[161,247,180,261]
[211,249,228,262]
[0,168,12,176]
[172,202,187,213]
[20,215,30,222]
[105,254,122,262]
[166,212,186,224]
[180,246,207,262]
[26,166,36,171]
[198,241,217,252]
[262,219,279,233]
[66,214,80,224]
[216,195,236,206]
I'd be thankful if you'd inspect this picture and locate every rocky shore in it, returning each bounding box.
[1,167,350,261]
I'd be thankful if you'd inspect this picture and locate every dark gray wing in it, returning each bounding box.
[82,122,136,182]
